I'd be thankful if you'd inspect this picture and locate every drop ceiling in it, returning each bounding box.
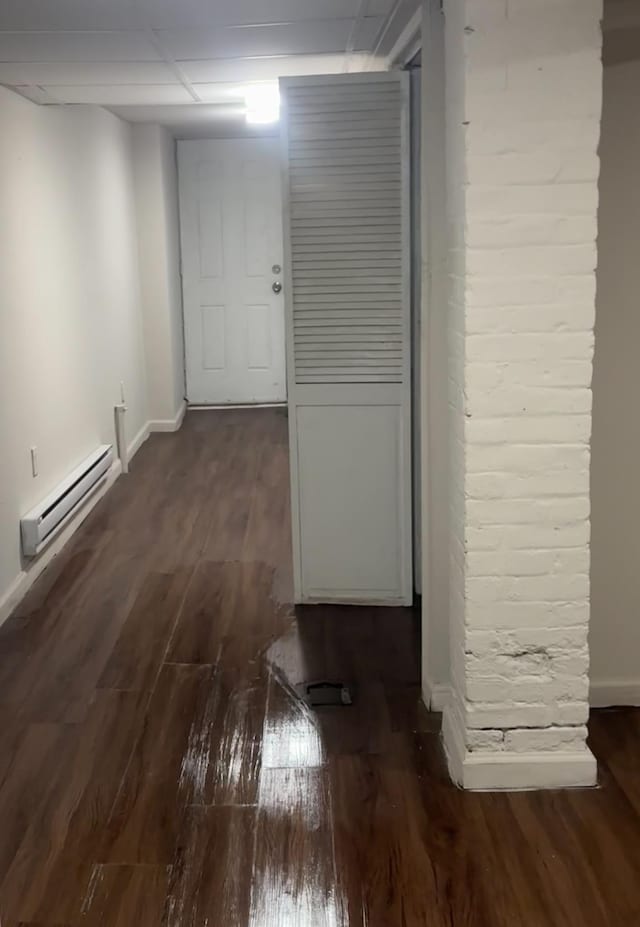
[0,0,420,127]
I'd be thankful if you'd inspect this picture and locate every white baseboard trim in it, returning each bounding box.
[422,680,452,712]
[442,706,597,791]
[125,401,187,466]
[0,459,123,628]
[127,421,150,460]
[0,572,31,629]
[590,680,640,708]
[188,402,286,410]
[149,399,187,433]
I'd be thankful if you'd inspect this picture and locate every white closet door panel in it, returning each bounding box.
[282,72,412,605]
[296,404,406,600]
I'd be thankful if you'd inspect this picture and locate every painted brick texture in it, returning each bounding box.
[443,0,603,768]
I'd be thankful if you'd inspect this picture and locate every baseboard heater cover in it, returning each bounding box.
[20,444,113,557]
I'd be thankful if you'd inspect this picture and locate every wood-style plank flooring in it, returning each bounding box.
[0,408,639,926]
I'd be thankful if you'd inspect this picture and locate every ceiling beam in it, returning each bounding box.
[386,7,421,67]
[146,27,200,101]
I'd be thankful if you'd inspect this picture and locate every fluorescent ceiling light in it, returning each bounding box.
[244,83,280,124]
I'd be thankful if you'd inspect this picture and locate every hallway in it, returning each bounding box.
[0,409,639,926]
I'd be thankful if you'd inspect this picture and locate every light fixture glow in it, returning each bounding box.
[244,83,280,125]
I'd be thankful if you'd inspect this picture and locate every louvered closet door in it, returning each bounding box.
[281,72,412,605]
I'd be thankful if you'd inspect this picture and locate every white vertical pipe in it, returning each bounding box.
[114,403,128,474]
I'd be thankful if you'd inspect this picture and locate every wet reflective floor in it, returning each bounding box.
[0,409,639,926]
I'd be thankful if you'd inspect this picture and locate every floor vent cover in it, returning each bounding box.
[299,682,353,708]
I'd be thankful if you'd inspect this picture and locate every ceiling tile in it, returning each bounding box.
[160,17,386,61]
[366,0,397,15]
[352,16,386,51]
[0,1,145,30]
[136,0,365,28]
[0,61,176,85]
[39,83,194,105]
[183,52,354,85]
[190,51,378,91]
[0,0,367,30]
[160,21,352,61]
[0,31,161,61]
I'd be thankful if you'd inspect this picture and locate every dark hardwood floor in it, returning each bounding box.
[0,408,639,926]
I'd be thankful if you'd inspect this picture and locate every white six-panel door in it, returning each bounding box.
[178,138,286,405]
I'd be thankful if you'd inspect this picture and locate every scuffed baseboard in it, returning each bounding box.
[148,400,187,433]
[0,459,123,628]
[442,705,597,791]
[590,680,640,708]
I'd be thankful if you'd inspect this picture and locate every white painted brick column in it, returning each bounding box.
[441,0,603,789]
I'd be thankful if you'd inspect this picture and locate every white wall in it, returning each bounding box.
[0,88,148,609]
[132,124,185,424]
[591,49,640,701]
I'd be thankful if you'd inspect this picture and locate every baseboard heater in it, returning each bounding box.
[20,444,113,557]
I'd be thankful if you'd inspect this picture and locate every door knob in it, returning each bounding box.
[272,280,282,294]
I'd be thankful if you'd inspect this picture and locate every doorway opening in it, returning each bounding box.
[176,71,420,616]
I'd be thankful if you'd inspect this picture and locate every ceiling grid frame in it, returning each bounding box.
[0,0,420,118]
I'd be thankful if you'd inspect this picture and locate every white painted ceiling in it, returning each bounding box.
[0,0,420,128]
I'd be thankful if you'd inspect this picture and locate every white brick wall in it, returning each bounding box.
[442,0,603,785]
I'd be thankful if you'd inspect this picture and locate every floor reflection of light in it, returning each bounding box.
[261,682,325,770]
[179,709,214,802]
[211,689,253,795]
[248,675,347,925]
[249,890,341,927]
[249,769,343,927]
[218,725,245,791]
